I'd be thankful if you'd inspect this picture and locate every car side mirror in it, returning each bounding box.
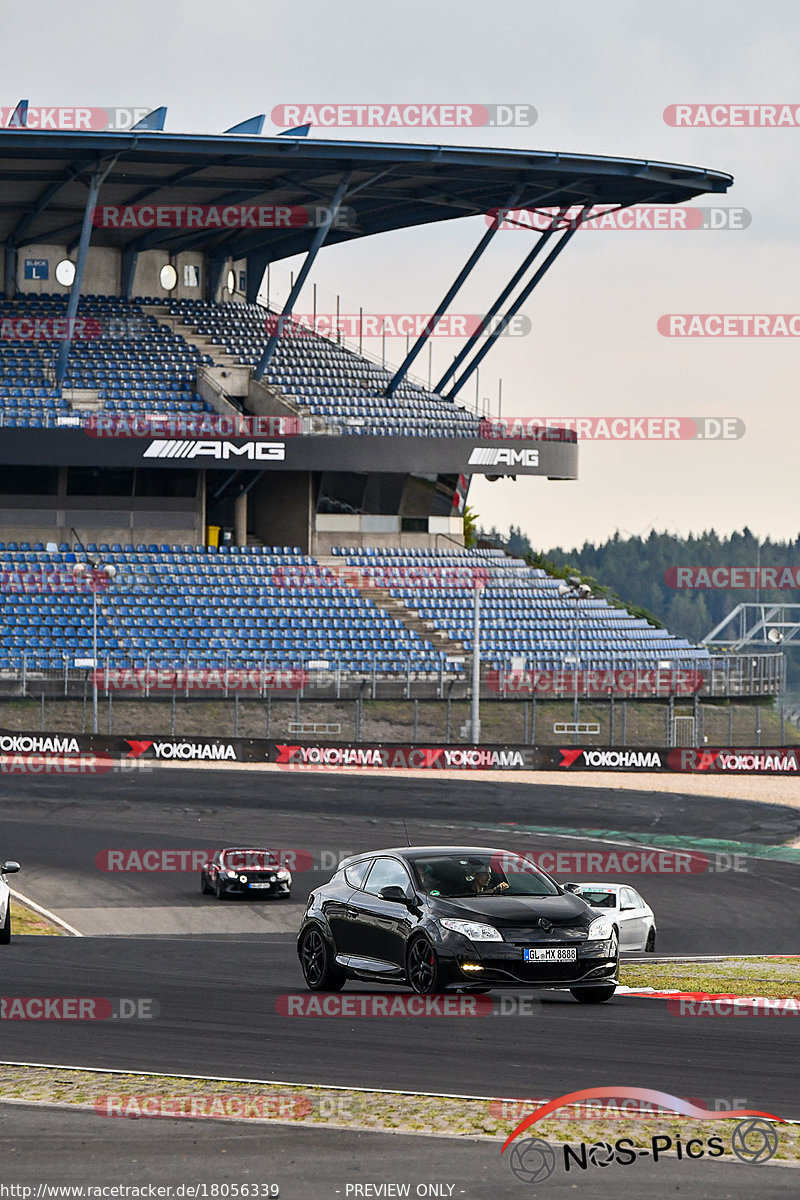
[620,903,636,911]
[2,861,20,874]
[379,885,413,905]
[563,882,580,894]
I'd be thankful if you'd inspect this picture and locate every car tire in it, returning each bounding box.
[645,928,656,953]
[215,879,227,901]
[201,874,213,895]
[406,935,442,995]
[299,926,346,991]
[0,904,10,945]
[570,984,616,1003]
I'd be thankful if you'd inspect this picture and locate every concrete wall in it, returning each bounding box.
[7,244,213,303]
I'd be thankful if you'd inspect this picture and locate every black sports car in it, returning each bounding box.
[201,847,292,900]
[297,845,619,1002]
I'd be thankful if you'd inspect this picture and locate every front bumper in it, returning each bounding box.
[219,875,291,898]
[437,935,618,989]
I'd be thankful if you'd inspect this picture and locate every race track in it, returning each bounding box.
[2,768,800,1119]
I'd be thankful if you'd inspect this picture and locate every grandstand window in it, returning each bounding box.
[160,264,178,291]
[401,517,428,533]
[183,264,200,288]
[55,259,75,286]
[0,466,58,495]
[67,468,135,497]
[226,270,236,295]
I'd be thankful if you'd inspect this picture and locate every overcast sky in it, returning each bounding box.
[5,0,798,550]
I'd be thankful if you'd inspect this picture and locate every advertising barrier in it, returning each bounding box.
[1,734,796,774]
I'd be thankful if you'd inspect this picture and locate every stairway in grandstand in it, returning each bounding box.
[316,555,470,663]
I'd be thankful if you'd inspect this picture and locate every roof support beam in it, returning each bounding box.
[444,205,591,401]
[383,185,523,400]
[434,206,568,395]
[120,246,139,300]
[254,174,351,381]
[55,159,117,386]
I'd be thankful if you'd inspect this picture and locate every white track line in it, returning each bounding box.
[10,889,83,937]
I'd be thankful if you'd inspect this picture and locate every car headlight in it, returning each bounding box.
[439,918,504,942]
[226,870,238,878]
[276,870,291,881]
[240,874,248,883]
[587,915,614,940]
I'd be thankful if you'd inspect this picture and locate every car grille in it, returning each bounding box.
[502,926,587,944]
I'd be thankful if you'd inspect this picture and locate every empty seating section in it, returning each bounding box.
[333,547,710,670]
[168,299,482,437]
[0,294,214,428]
[0,545,449,673]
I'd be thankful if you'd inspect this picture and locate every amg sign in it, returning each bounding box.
[467,446,540,469]
[143,440,285,460]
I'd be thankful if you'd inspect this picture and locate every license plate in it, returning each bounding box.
[524,947,577,963]
[249,882,272,889]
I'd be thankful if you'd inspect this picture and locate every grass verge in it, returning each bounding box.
[620,957,800,999]
[0,1066,796,1163]
[10,898,66,936]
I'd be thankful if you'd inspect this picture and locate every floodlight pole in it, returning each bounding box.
[471,584,481,743]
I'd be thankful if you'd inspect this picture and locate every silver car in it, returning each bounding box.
[1,859,21,944]
[569,882,656,952]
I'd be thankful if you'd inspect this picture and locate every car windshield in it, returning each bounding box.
[222,849,278,870]
[412,853,560,898]
[576,889,617,908]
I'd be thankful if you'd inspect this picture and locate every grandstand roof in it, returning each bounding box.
[0,130,733,262]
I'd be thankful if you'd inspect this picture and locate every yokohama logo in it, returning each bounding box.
[468,447,540,467]
[143,440,285,461]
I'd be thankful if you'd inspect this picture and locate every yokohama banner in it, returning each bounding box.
[2,734,797,774]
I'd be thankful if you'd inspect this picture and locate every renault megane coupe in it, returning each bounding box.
[297,846,619,1002]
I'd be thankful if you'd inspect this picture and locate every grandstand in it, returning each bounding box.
[0,121,764,709]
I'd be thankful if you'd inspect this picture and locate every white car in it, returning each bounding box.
[569,882,656,953]
[1,859,21,944]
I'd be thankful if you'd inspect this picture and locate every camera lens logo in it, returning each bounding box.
[730,1118,779,1165]
[508,1137,556,1183]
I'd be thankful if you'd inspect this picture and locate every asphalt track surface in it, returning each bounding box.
[2,768,800,1121]
[1,1103,798,1198]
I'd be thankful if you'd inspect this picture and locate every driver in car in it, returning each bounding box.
[469,866,509,894]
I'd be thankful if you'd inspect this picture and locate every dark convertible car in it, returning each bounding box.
[297,845,619,1002]
[201,847,292,900]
